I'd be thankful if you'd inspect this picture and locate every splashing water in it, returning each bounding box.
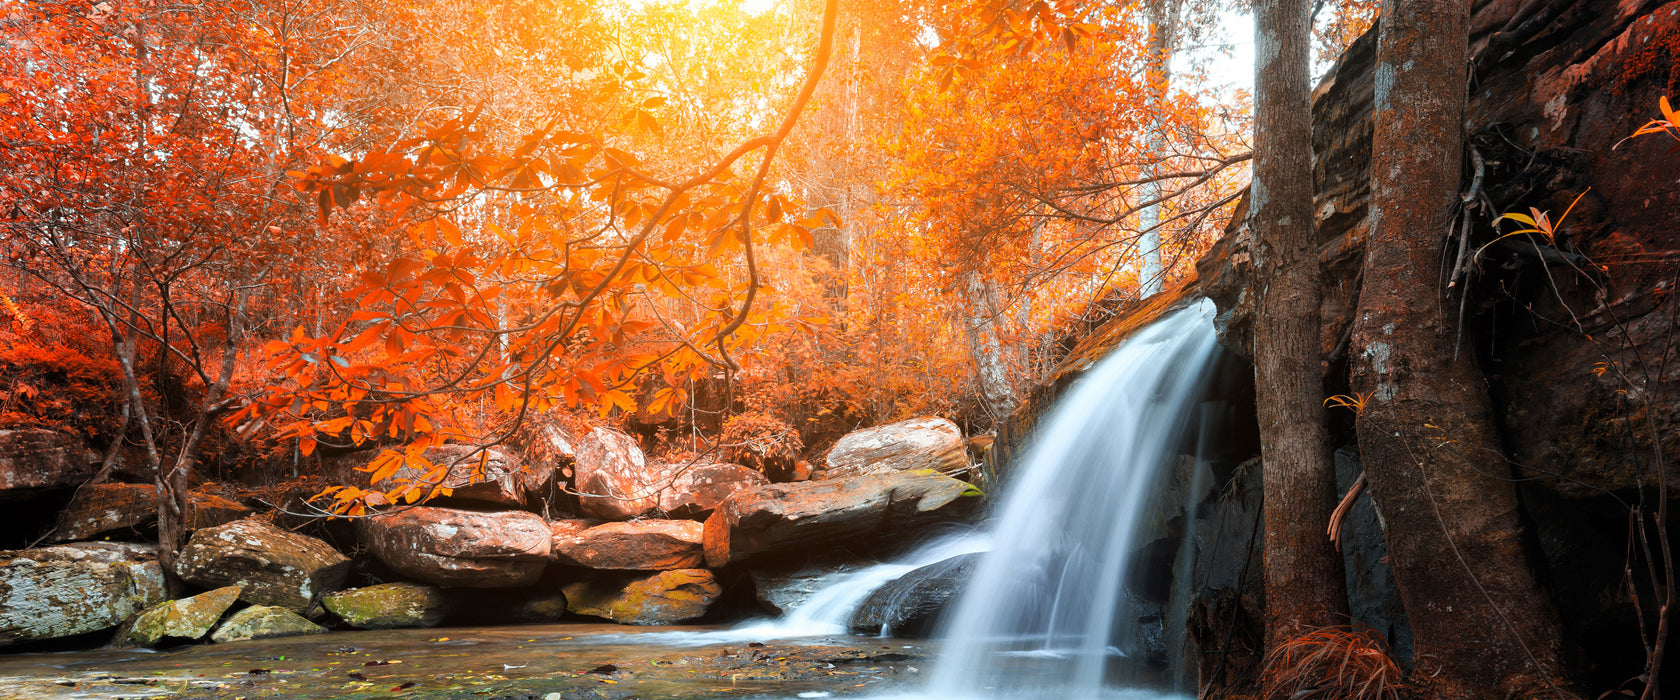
[617,531,991,647]
[917,299,1221,699]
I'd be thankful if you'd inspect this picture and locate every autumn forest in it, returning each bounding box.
[1,0,1678,698]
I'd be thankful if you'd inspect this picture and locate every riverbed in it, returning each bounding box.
[0,623,930,699]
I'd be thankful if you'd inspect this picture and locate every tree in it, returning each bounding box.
[1348,0,1575,693]
[1251,0,1349,653]
[240,0,846,513]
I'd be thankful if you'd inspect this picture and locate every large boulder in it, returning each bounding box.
[50,483,252,542]
[116,585,243,647]
[849,554,977,637]
[357,506,550,587]
[703,472,978,567]
[0,542,166,645]
[322,582,452,629]
[657,463,769,519]
[823,418,967,480]
[0,429,96,498]
[210,605,327,643]
[174,518,350,612]
[329,445,539,509]
[551,520,704,570]
[562,569,722,625]
[573,428,667,520]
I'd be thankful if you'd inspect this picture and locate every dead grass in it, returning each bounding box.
[1260,625,1403,700]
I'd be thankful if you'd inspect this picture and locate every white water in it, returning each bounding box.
[616,531,991,647]
[915,299,1220,699]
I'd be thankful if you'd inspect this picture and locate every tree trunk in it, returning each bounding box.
[1352,0,1573,694]
[1252,0,1348,650]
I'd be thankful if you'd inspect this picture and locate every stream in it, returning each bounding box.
[0,623,929,699]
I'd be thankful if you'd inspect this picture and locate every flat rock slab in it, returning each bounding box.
[357,507,550,587]
[117,585,244,647]
[210,605,327,643]
[563,569,722,625]
[0,429,95,497]
[323,583,452,629]
[51,483,252,542]
[823,417,966,480]
[657,463,768,519]
[0,542,165,645]
[703,472,977,567]
[175,519,350,612]
[552,520,704,570]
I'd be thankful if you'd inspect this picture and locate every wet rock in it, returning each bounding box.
[174,518,350,612]
[656,463,769,519]
[0,429,96,498]
[323,582,452,629]
[0,542,165,645]
[50,483,252,542]
[750,561,862,614]
[562,569,722,625]
[210,604,327,643]
[823,418,966,480]
[328,445,536,509]
[357,506,550,587]
[116,585,243,647]
[703,472,978,567]
[551,520,704,570]
[573,428,665,520]
[850,554,977,637]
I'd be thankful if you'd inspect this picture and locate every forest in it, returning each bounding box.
[0,0,1676,698]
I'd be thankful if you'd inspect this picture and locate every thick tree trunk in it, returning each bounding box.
[1252,0,1348,648]
[1352,0,1572,694]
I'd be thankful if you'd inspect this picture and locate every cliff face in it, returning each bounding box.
[1194,0,1680,688]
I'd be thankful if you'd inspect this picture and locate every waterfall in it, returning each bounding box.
[920,298,1220,699]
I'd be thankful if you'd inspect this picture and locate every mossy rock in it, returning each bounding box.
[322,582,452,629]
[116,585,242,647]
[563,569,721,625]
[210,605,326,642]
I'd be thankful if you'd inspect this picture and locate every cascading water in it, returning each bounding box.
[915,298,1222,699]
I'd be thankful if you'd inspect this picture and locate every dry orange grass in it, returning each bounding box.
[1260,625,1403,700]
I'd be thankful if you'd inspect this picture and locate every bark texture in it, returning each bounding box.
[1353,0,1571,694]
[1252,0,1349,648]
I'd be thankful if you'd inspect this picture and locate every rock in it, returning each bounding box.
[328,445,536,509]
[656,463,769,519]
[451,587,571,625]
[186,489,253,531]
[50,483,252,542]
[357,507,550,587]
[703,472,978,567]
[562,569,721,625]
[210,605,327,643]
[0,542,165,645]
[0,429,96,498]
[551,520,704,570]
[174,519,350,612]
[850,555,976,637]
[823,417,966,480]
[750,561,862,615]
[322,582,452,629]
[116,585,243,647]
[573,428,667,520]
